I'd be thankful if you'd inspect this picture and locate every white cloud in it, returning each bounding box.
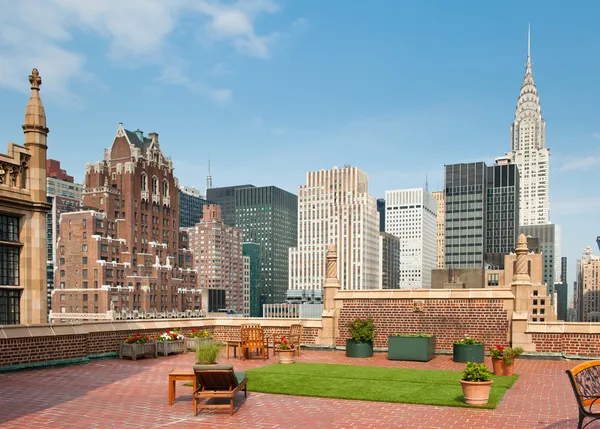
[0,0,285,103]
[559,155,600,172]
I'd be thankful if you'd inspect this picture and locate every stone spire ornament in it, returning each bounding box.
[326,242,338,280]
[513,233,531,283]
[23,68,49,139]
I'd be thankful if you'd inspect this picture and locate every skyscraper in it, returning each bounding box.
[520,223,560,299]
[235,186,297,310]
[178,185,211,228]
[206,185,254,227]
[385,188,437,288]
[243,242,261,317]
[376,198,385,232]
[289,166,380,291]
[574,246,600,322]
[379,232,401,289]
[509,28,549,225]
[431,191,445,268]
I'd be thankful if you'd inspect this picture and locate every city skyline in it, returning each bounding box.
[1,2,599,290]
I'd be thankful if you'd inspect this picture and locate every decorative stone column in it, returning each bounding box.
[511,233,535,351]
[319,243,340,348]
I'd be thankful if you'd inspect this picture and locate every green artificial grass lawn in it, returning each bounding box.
[246,362,518,409]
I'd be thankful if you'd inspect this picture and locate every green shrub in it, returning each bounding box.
[195,339,222,364]
[461,362,492,382]
[455,336,483,345]
[347,318,375,343]
[503,346,524,365]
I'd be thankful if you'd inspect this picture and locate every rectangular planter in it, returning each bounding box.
[388,335,436,362]
[119,342,157,361]
[346,339,373,358]
[453,343,484,363]
[186,337,210,351]
[157,340,186,356]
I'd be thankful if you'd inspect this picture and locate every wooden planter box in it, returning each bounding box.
[119,342,157,361]
[186,337,210,351]
[346,340,373,358]
[453,343,484,363]
[388,335,436,362]
[157,340,186,356]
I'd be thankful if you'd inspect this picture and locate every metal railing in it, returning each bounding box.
[262,303,323,319]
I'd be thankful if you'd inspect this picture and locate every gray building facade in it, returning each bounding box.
[379,232,400,289]
[377,198,385,232]
[235,186,297,313]
[520,223,558,299]
[178,186,212,228]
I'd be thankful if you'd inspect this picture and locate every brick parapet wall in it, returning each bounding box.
[0,318,321,369]
[528,322,600,356]
[336,298,511,350]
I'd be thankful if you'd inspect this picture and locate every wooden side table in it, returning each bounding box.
[226,340,242,359]
[168,369,196,405]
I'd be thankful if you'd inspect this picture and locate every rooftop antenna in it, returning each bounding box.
[425,174,429,192]
[205,153,212,195]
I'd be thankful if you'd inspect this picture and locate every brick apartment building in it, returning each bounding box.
[186,205,243,314]
[50,124,199,320]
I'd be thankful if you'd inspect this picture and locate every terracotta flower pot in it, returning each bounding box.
[491,358,504,375]
[278,349,296,364]
[503,362,515,376]
[459,380,494,406]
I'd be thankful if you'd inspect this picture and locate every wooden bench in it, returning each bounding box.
[566,360,600,429]
[193,364,248,416]
[168,369,197,405]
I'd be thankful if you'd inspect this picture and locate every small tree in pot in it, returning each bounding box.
[459,362,494,406]
[490,345,524,376]
[346,318,375,358]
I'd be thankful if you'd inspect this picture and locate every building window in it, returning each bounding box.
[0,289,21,324]
[82,257,87,264]
[82,244,88,252]
[0,246,20,286]
[152,176,159,194]
[0,215,19,242]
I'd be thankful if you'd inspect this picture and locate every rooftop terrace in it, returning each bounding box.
[0,349,591,429]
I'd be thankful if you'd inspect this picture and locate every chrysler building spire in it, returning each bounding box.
[509,26,550,226]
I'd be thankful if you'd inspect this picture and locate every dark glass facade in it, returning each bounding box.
[520,224,557,299]
[178,188,212,228]
[235,186,297,312]
[444,162,486,268]
[206,185,254,227]
[561,256,567,284]
[377,198,385,232]
[555,282,568,321]
[243,242,261,317]
[380,232,400,289]
[484,163,519,269]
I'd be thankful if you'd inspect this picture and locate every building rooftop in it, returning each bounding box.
[0,350,582,429]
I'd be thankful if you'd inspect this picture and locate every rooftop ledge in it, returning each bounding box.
[527,321,600,334]
[0,317,322,339]
[335,288,515,300]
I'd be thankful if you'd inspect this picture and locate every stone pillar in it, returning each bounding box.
[320,243,341,347]
[511,233,535,351]
[21,69,51,324]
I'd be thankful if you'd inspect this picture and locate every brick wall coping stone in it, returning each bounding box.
[334,288,515,300]
[0,318,322,339]
[527,322,600,334]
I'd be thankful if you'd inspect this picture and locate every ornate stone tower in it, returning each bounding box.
[0,68,50,324]
[511,233,535,351]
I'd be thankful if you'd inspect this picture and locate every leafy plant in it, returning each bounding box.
[489,345,505,359]
[189,329,210,339]
[502,347,524,365]
[124,333,150,344]
[347,318,375,343]
[196,339,222,364]
[156,330,184,342]
[455,335,483,345]
[461,362,492,382]
[276,336,296,350]
[391,333,433,338]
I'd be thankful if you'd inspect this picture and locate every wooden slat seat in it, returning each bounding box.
[192,364,248,416]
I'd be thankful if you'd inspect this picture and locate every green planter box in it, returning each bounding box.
[453,343,484,363]
[346,340,373,358]
[388,335,436,362]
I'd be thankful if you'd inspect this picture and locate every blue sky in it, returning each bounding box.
[1,1,599,292]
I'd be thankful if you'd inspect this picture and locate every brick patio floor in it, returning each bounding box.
[0,350,597,429]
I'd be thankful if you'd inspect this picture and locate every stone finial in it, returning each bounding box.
[326,243,337,279]
[29,68,42,90]
[514,233,531,281]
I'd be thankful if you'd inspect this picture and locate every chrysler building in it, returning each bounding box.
[509,28,550,225]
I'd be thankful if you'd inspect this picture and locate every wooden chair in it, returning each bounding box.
[192,364,248,416]
[566,360,600,429]
[240,324,268,358]
[273,324,303,357]
[240,327,266,361]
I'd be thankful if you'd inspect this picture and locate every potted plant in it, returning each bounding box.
[346,318,375,358]
[119,333,157,360]
[490,345,524,376]
[388,333,436,362]
[195,339,222,365]
[489,345,505,375]
[187,329,211,351]
[459,362,494,406]
[453,335,484,363]
[156,330,186,356]
[276,336,297,364]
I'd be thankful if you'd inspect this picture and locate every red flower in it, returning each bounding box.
[497,345,505,351]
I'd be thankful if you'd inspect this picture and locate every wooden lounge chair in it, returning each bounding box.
[192,364,248,416]
[273,324,303,357]
[566,360,600,429]
[241,327,267,360]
